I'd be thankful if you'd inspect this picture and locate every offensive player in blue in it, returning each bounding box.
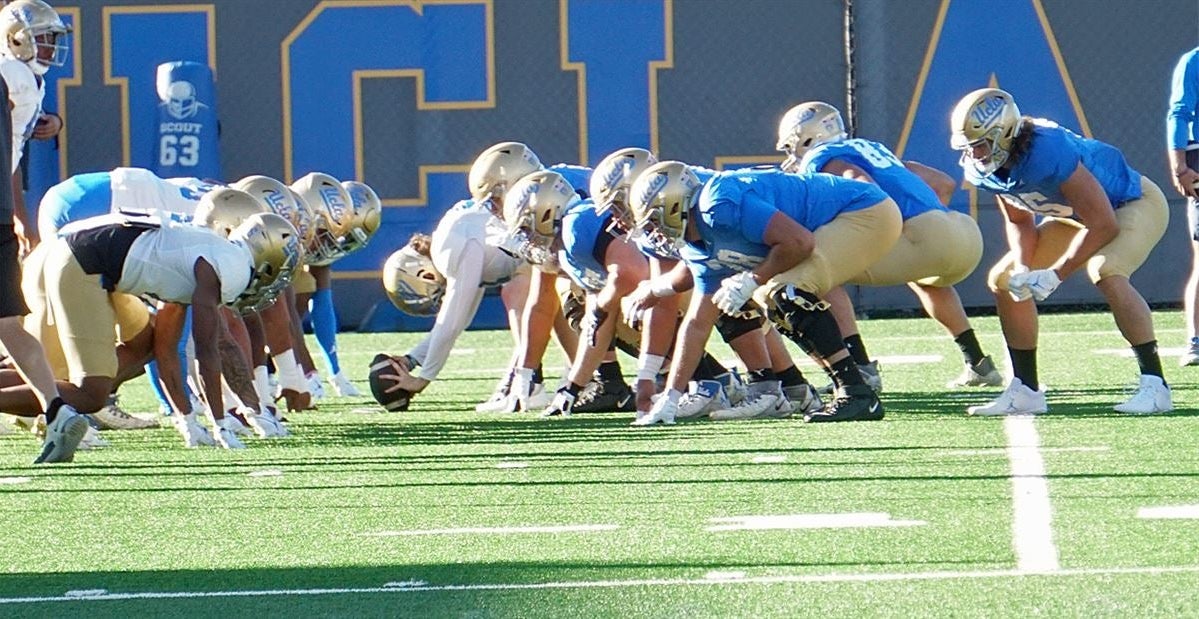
[776,101,1001,389]
[1166,46,1199,366]
[628,162,901,424]
[951,88,1171,416]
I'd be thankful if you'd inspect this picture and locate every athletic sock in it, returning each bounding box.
[597,360,623,383]
[776,365,806,387]
[746,368,777,384]
[44,397,66,424]
[843,334,871,365]
[830,357,864,387]
[1132,340,1165,384]
[1009,347,1038,391]
[954,329,986,366]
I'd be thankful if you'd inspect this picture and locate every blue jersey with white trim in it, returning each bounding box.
[559,198,611,292]
[963,120,1142,218]
[684,168,887,293]
[799,138,943,220]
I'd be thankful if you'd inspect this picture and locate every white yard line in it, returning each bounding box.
[7,565,1199,604]
[707,513,925,532]
[942,446,1108,457]
[1138,505,1199,519]
[1004,416,1060,573]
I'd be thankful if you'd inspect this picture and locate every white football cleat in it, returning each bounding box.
[966,379,1047,416]
[1113,375,1172,415]
[947,355,1004,388]
[710,380,794,421]
[783,383,823,415]
[215,418,247,450]
[714,370,748,406]
[329,371,362,397]
[522,383,551,411]
[77,425,110,451]
[91,395,159,430]
[1179,339,1199,367]
[34,406,88,464]
[676,380,729,420]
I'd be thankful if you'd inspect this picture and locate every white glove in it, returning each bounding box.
[510,367,535,411]
[712,272,761,315]
[1005,265,1033,302]
[622,280,660,330]
[1024,269,1061,301]
[542,386,578,418]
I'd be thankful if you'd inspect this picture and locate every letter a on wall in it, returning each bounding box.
[894,0,1091,213]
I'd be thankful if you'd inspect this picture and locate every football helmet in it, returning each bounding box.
[950,88,1022,176]
[340,180,382,254]
[468,141,543,210]
[382,245,446,316]
[776,101,847,172]
[628,161,701,259]
[0,0,69,76]
[228,213,302,313]
[164,81,198,119]
[501,169,576,266]
[290,172,353,265]
[589,147,658,232]
[232,175,317,259]
[193,187,267,238]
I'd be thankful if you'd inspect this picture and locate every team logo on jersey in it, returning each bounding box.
[162,80,208,120]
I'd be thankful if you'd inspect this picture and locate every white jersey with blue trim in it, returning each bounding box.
[109,167,215,221]
[120,218,253,305]
[0,57,42,173]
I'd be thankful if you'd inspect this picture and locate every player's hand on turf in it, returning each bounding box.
[542,385,578,418]
[713,272,760,316]
[510,367,535,411]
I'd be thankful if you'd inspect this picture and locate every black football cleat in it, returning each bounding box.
[803,383,883,422]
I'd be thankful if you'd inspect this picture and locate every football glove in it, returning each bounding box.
[510,367,535,411]
[712,272,760,316]
[542,383,581,418]
[1005,265,1033,302]
[1024,269,1061,301]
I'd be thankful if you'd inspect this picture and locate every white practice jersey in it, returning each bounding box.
[120,220,253,305]
[0,57,42,173]
[407,200,521,381]
[430,199,521,286]
[110,167,214,220]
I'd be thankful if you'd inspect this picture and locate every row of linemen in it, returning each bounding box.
[1,168,380,463]
[375,87,1173,423]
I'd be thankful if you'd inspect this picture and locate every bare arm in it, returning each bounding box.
[664,292,722,395]
[566,239,648,386]
[904,160,957,205]
[750,211,815,283]
[1051,163,1119,279]
[191,259,226,419]
[217,307,260,411]
[152,302,191,415]
[998,195,1038,267]
[517,268,561,370]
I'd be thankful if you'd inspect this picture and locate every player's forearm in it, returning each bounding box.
[218,335,260,410]
[418,287,485,381]
[1170,149,1192,176]
[666,300,717,394]
[192,307,224,417]
[1053,224,1117,279]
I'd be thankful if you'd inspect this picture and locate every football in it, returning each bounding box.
[368,353,412,412]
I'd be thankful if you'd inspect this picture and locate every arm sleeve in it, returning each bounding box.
[407,239,487,381]
[1167,50,1199,150]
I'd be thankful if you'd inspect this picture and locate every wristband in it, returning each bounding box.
[650,278,675,298]
[636,354,666,382]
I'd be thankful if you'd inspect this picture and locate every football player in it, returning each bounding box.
[1166,47,1199,365]
[951,88,1171,415]
[0,0,69,256]
[628,162,901,425]
[776,101,1001,389]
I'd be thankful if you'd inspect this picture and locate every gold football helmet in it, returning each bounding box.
[232,175,317,260]
[628,161,702,259]
[228,213,302,313]
[468,141,543,210]
[589,147,658,232]
[950,88,1022,175]
[340,180,382,254]
[501,169,576,266]
[382,245,446,316]
[0,0,69,76]
[776,101,847,173]
[290,172,353,265]
[193,187,267,238]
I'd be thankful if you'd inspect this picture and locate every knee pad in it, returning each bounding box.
[715,308,764,343]
[767,286,843,357]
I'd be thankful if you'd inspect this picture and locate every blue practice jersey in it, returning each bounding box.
[1167,47,1199,150]
[559,198,612,292]
[799,138,943,220]
[684,168,887,293]
[549,163,593,199]
[963,120,1142,218]
[40,172,113,233]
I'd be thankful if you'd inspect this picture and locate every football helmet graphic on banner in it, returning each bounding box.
[232,175,317,260]
[776,101,848,172]
[290,172,353,265]
[340,180,381,254]
[628,161,702,259]
[383,245,446,316]
[468,141,543,210]
[950,88,1022,176]
[0,0,70,75]
[501,169,576,266]
[589,147,658,232]
[228,212,302,313]
[193,187,267,238]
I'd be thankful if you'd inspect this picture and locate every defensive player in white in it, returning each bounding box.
[0,0,68,255]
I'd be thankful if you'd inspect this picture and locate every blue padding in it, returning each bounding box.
[358,292,509,333]
[153,61,220,180]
